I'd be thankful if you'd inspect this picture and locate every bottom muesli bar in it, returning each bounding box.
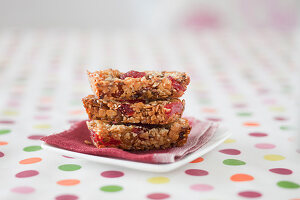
[86,118,191,151]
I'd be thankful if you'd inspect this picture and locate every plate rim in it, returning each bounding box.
[41,125,231,173]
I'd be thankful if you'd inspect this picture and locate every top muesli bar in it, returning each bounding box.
[87,69,190,100]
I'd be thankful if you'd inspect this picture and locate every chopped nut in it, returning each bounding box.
[84,140,92,145]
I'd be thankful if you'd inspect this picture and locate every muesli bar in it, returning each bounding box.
[86,118,191,151]
[87,69,190,100]
[82,95,185,124]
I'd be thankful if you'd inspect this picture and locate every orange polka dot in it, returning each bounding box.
[0,141,8,145]
[230,174,254,182]
[39,97,53,103]
[190,157,204,163]
[69,110,84,115]
[57,179,80,186]
[243,122,260,126]
[19,157,42,164]
[288,136,296,142]
[202,108,216,113]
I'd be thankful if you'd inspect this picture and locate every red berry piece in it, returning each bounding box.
[119,99,145,104]
[102,137,121,145]
[118,104,135,116]
[164,102,183,117]
[90,131,101,144]
[120,70,146,79]
[132,127,143,134]
[168,76,185,92]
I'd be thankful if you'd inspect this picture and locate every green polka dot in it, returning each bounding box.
[23,145,42,152]
[280,125,292,131]
[42,89,54,95]
[70,100,81,105]
[199,99,211,104]
[100,185,123,192]
[237,112,252,117]
[16,77,27,81]
[223,159,246,166]
[0,129,11,135]
[58,164,81,171]
[277,181,299,189]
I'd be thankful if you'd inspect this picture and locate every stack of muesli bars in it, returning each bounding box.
[82,69,191,151]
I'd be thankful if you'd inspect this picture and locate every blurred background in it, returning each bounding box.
[0,1,300,199]
[0,0,299,31]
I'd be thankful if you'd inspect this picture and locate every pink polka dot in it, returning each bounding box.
[233,103,247,108]
[263,99,276,104]
[257,88,269,95]
[206,117,222,122]
[274,116,288,121]
[7,101,19,107]
[34,115,50,120]
[0,151,4,157]
[0,120,14,124]
[101,171,124,178]
[37,106,51,111]
[68,120,80,124]
[11,186,35,194]
[269,168,293,175]
[185,169,209,176]
[147,193,170,199]
[255,143,276,149]
[219,149,241,155]
[28,135,45,140]
[190,184,214,191]
[55,194,78,200]
[249,132,268,137]
[62,155,74,159]
[238,191,262,198]
[15,170,39,178]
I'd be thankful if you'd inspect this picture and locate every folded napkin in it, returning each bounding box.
[41,117,218,164]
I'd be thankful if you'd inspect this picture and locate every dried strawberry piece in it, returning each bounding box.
[118,104,134,116]
[90,130,101,144]
[120,70,146,79]
[164,102,183,117]
[100,137,121,146]
[132,127,143,134]
[168,76,186,92]
[119,99,145,104]
[91,130,120,146]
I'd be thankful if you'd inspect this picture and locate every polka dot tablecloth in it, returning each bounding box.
[0,30,299,200]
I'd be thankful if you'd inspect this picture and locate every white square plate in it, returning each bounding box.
[41,126,231,173]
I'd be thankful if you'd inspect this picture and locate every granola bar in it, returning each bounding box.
[82,95,185,124]
[87,69,190,100]
[86,118,191,151]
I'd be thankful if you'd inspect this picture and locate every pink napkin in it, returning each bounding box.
[41,117,218,164]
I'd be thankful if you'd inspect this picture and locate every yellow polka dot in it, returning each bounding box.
[191,84,206,90]
[224,139,236,144]
[147,177,170,184]
[269,106,285,112]
[2,110,18,116]
[33,124,51,129]
[264,154,285,161]
[230,95,244,101]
